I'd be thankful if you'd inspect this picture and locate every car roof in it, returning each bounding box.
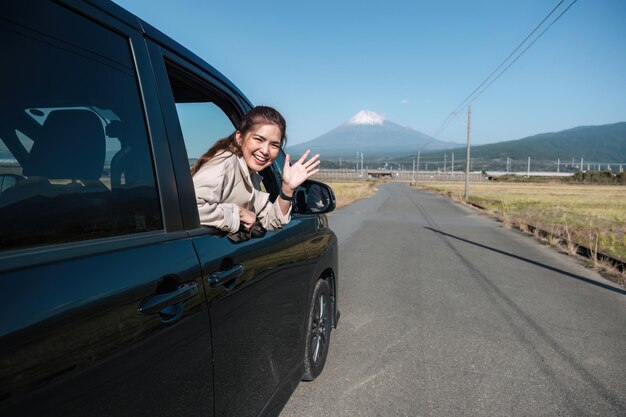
[82,0,252,108]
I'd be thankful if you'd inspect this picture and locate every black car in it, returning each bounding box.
[0,1,338,416]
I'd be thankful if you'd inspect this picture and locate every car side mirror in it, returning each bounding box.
[292,180,336,215]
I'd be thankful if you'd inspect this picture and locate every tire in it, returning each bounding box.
[302,279,332,381]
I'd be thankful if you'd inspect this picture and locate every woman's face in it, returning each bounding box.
[236,123,282,172]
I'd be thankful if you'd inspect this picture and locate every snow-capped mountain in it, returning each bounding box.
[347,110,385,125]
[287,110,461,159]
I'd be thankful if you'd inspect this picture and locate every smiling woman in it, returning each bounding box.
[191,106,320,234]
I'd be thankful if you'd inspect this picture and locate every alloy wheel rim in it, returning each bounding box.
[310,293,328,364]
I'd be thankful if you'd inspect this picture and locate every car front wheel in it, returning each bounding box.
[302,278,332,381]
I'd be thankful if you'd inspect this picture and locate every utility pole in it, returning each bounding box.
[557,158,560,173]
[527,156,530,177]
[443,153,447,172]
[580,157,583,172]
[464,105,471,201]
[416,147,421,182]
[361,153,364,177]
[451,152,455,175]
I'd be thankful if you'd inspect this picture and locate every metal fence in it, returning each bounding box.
[313,169,487,182]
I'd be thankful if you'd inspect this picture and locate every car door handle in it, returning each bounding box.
[138,282,198,315]
[208,264,245,288]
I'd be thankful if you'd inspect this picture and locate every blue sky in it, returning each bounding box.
[114,0,626,146]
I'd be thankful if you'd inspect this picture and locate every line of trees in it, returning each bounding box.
[566,171,626,185]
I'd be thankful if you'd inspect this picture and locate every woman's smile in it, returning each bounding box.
[237,124,282,172]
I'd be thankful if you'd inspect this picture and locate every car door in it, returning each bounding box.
[0,2,213,416]
[191,218,310,417]
[146,48,313,416]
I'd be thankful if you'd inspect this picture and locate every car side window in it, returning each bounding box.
[163,62,235,159]
[176,101,236,165]
[164,62,276,198]
[176,102,235,164]
[0,3,162,251]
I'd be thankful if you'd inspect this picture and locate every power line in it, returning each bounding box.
[452,0,567,116]
[469,0,579,105]
[433,0,578,138]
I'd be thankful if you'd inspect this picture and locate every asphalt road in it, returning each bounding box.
[281,182,626,416]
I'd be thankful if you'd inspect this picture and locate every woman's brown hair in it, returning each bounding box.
[191,106,287,175]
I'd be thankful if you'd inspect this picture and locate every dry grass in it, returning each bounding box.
[326,181,377,209]
[596,258,625,286]
[416,181,626,267]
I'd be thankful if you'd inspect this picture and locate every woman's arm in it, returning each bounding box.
[252,150,320,231]
[250,188,289,231]
[193,158,241,233]
[277,150,320,214]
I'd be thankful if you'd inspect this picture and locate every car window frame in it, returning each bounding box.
[146,42,284,233]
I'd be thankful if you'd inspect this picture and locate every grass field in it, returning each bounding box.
[326,181,377,209]
[416,181,626,280]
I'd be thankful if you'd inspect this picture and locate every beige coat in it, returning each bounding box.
[192,151,290,233]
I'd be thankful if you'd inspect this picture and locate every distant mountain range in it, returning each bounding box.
[285,111,626,171]
[286,110,461,159]
[412,122,626,167]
